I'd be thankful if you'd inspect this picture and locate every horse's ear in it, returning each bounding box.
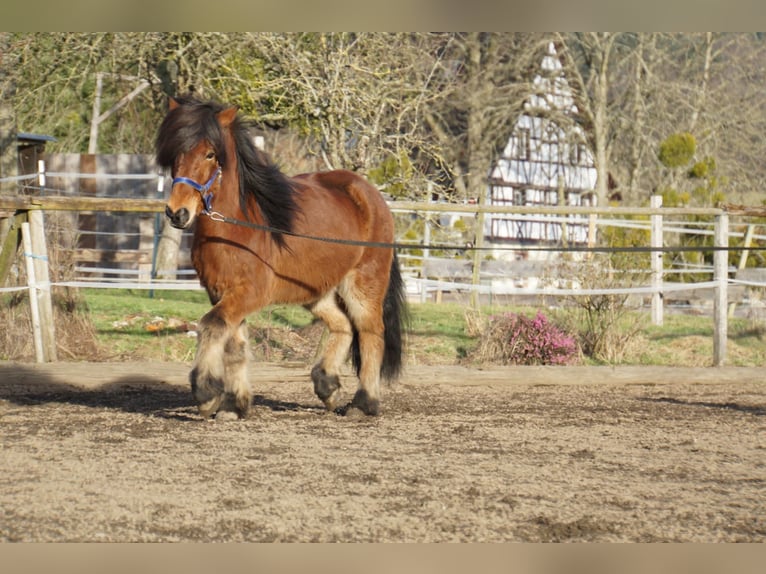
[217,106,239,128]
[168,97,180,111]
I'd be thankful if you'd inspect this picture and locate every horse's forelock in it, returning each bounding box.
[156,99,229,169]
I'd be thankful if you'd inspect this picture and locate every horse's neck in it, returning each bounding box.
[193,192,271,255]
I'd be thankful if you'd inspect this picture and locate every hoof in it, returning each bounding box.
[220,392,251,419]
[214,410,240,422]
[190,367,224,408]
[311,365,342,411]
[343,389,380,417]
[342,405,370,421]
[197,394,223,419]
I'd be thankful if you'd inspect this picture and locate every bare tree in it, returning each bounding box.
[555,33,627,206]
[558,32,766,207]
[411,33,550,307]
[233,33,444,192]
[418,33,550,201]
[681,33,766,205]
[5,32,766,209]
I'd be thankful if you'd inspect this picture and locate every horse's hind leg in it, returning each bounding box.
[308,290,353,412]
[340,281,385,416]
[348,325,384,416]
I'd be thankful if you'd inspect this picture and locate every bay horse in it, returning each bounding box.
[156,95,407,420]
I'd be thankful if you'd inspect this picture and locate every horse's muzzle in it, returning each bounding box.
[165,205,191,229]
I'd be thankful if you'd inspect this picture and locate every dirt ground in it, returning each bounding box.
[0,360,764,542]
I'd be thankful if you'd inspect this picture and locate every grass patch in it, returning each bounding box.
[608,312,766,367]
[80,289,317,362]
[80,289,207,361]
[83,289,209,329]
[5,288,763,367]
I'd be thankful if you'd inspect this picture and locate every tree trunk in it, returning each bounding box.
[464,34,489,309]
[0,33,17,194]
[154,219,183,280]
[592,34,614,207]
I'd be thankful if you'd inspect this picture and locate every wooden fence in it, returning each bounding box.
[2,193,765,366]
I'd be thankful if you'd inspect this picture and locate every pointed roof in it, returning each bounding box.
[527,42,578,114]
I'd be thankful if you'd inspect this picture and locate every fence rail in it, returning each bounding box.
[0,195,164,213]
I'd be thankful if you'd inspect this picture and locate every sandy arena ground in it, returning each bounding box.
[0,361,764,542]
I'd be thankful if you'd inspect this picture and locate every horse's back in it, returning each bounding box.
[294,169,378,194]
[292,170,393,239]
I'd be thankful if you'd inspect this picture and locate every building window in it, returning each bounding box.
[569,142,582,165]
[517,128,530,160]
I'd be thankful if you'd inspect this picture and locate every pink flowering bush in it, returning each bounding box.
[471,310,579,366]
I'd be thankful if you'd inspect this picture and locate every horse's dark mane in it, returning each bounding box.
[156,95,299,247]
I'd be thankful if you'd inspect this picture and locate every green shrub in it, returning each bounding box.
[658,132,696,168]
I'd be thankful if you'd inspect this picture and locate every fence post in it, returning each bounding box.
[587,213,597,259]
[713,212,729,366]
[21,221,44,363]
[650,195,663,326]
[138,217,154,282]
[728,223,755,317]
[420,187,433,304]
[37,159,46,190]
[27,210,57,361]
[0,210,27,286]
[470,211,485,310]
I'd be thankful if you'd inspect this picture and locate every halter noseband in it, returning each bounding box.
[172,166,222,214]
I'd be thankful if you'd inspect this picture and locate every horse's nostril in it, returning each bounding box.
[166,206,190,228]
[177,208,190,226]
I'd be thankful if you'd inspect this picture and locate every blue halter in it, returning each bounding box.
[172,166,221,214]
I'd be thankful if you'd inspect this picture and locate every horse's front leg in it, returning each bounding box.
[190,309,228,418]
[191,308,251,420]
[219,320,251,419]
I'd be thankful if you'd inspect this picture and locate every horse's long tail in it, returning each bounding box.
[352,252,408,382]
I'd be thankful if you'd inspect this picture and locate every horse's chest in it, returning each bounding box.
[192,234,263,291]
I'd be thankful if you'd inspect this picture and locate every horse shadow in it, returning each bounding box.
[639,396,766,416]
[0,363,322,420]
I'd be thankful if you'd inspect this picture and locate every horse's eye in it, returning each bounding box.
[206,151,216,161]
